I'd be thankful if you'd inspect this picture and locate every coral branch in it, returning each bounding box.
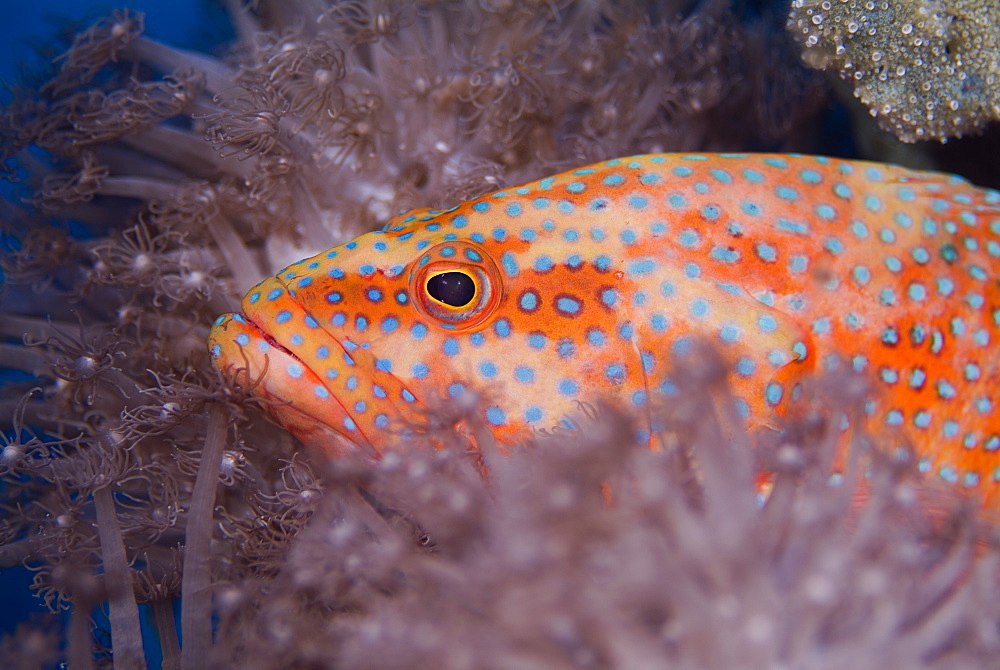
[121,125,256,180]
[205,212,264,293]
[179,405,228,669]
[93,484,145,669]
[0,344,47,376]
[94,176,181,202]
[124,37,238,97]
[67,605,97,670]
[152,597,181,670]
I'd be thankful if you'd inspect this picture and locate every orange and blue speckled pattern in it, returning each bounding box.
[209,153,1000,507]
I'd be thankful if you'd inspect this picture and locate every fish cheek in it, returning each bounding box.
[495,270,644,430]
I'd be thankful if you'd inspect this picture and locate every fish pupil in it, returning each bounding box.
[427,272,476,307]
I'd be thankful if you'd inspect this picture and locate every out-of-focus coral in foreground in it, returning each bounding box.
[788,0,1000,142]
[213,355,1000,669]
[0,1,996,667]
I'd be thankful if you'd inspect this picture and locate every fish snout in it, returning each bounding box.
[210,276,426,459]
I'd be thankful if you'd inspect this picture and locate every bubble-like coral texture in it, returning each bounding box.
[788,0,1000,142]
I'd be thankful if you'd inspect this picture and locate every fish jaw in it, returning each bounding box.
[208,274,421,460]
[208,312,374,458]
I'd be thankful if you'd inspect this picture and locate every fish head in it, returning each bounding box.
[208,195,665,457]
[209,201,567,458]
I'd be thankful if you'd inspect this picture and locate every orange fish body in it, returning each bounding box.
[208,154,1000,507]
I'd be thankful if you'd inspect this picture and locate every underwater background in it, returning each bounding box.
[0,0,230,657]
[0,0,233,646]
[1,1,999,668]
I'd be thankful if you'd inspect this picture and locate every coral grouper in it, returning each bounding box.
[209,154,1000,508]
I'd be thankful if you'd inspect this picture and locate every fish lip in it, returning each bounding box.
[238,308,383,462]
[247,315,296,358]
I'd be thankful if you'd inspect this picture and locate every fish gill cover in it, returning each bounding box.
[0,1,997,668]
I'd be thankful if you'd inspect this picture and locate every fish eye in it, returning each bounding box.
[426,271,476,307]
[409,241,502,332]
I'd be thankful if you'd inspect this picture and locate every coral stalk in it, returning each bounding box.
[152,598,181,670]
[67,604,96,670]
[124,37,236,96]
[94,177,181,202]
[93,482,146,669]
[120,125,255,180]
[205,213,263,294]
[0,316,76,343]
[179,405,228,669]
[0,344,46,376]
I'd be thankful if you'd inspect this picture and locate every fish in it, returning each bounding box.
[208,153,1000,508]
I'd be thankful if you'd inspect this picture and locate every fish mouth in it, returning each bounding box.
[209,310,380,460]
[209,275,420,461]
